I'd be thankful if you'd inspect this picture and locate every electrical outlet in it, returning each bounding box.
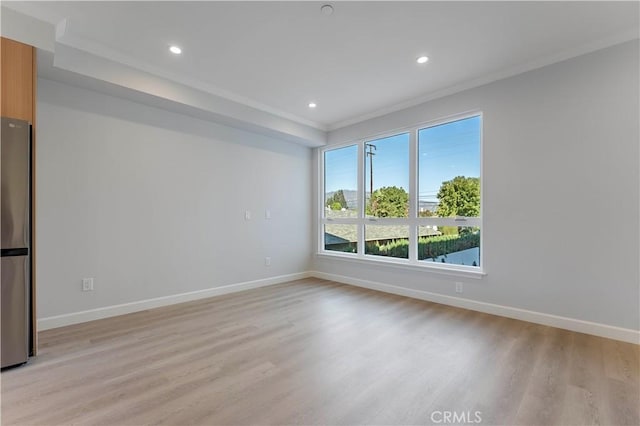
[265,257,271,266]
[82,278,94,292]
[265,209,271,219]
[455,282,463,294]
[245,210,251,220]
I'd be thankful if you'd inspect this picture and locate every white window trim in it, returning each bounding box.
[315,252,486,279]
[318,112,484,277]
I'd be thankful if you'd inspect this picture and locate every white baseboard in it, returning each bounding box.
[37,272,311,331]
[38,270,639,345]
[309,271,640,345]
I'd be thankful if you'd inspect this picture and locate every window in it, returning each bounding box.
[323,145,358,253]
[365,133,409,219]
[320,114,482,272]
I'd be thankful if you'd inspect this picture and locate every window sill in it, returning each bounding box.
[315,252,486,280]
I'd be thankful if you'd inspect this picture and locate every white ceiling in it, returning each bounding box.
[4,1,640,131]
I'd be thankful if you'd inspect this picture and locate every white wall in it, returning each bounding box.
[37,78,312,320]
[314,40,640,334]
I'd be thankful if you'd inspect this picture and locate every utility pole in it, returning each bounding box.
[365,143,376,200]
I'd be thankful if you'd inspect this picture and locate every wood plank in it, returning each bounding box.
[1,278,638,425]
[513,328,572,424]
[0,37,34,123]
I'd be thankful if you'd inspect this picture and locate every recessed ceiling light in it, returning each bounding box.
[169,45,182,55]
[321,4,334,16]
[416,56,429,64]
[308,102,317,108]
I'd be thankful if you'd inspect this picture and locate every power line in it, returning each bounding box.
[365,143,376,198]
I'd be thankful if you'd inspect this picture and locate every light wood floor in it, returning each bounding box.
[1,278,638,425]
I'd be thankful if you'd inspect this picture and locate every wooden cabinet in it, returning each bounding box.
[1,37,35,123]
[1,36,37,355]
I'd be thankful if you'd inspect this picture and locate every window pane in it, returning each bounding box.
[324,224,357,253]
[325,145,358,218]
[365,225,409,259]
[365,133,410,218]
[419,116,481,218]
[418,226,480,267]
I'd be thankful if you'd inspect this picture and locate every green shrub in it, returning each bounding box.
[366,239,409,258]
[418,232,479,260]
[327,230,480,262]
[440,226,459,236]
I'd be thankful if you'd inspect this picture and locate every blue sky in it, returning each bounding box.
[325,115,480,203]
[418,115,481,202]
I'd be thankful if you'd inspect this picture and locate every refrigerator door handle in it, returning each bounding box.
[24,255,29,330]
[23,197,29,247]
[23,128,31,247]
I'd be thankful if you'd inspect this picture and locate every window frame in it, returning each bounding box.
[318,111,485,278]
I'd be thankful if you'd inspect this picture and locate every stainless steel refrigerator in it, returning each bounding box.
[1,117,31,369]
